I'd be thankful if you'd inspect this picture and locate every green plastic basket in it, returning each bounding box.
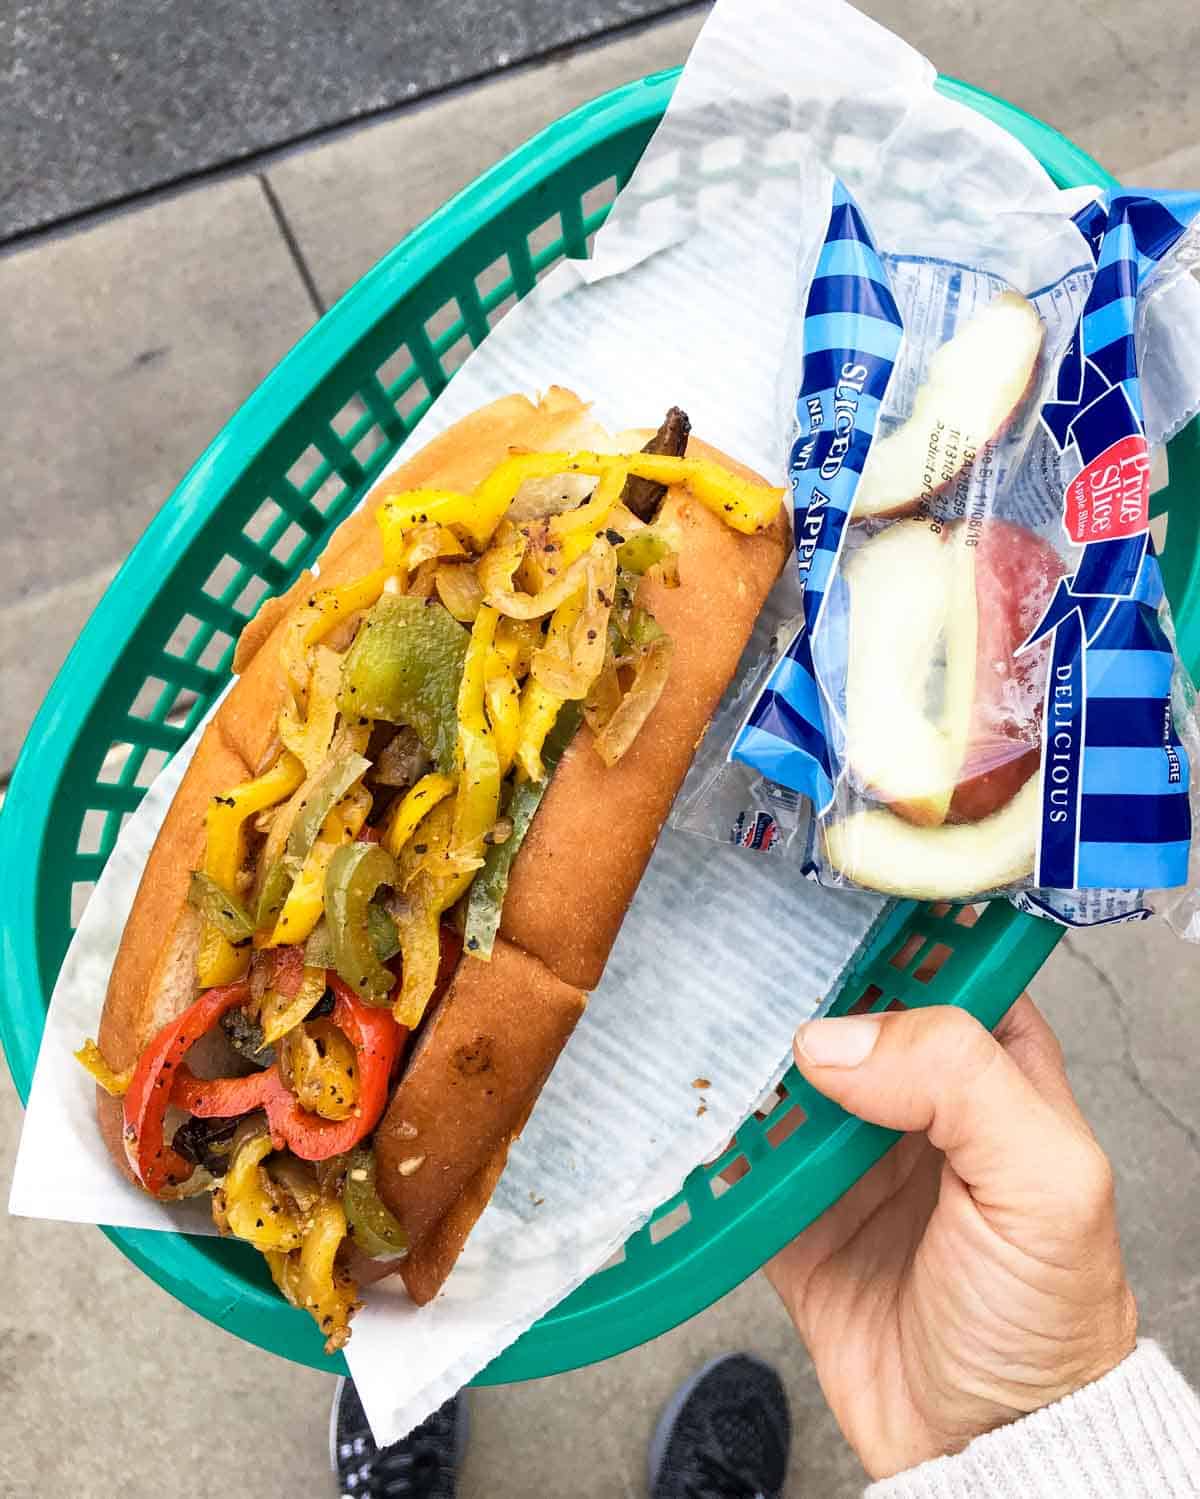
[3,68,1199,1386]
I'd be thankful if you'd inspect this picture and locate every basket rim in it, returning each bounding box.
[0,62,1118,1093]
[0,66,1123,1383]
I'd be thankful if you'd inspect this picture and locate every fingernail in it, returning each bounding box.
[796,1017,880,1068]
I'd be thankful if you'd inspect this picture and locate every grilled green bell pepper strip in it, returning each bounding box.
[614,572,666,651]
[462,700,584,960]
[343,1146,409,1260]
[187,871,254,942]
[304,904,399,970]
[616,530,674,576]
[338,595,467,773]
[324,842,402,1001]
[254,751,372,928]
[610,532,672,655]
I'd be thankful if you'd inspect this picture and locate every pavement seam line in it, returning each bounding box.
[1063,934,1200,1159]
[258,173,327,318]
[0,0,709,256]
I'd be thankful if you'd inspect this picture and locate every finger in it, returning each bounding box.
[994,993,1083,1122]
[764,1131,930,1299]
[792,1005,1105,1225]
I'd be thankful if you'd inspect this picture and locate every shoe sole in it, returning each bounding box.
[328,1376,471,1473]
[646,1352,777,1498]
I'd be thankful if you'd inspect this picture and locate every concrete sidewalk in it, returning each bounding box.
[2,5,1200,1497]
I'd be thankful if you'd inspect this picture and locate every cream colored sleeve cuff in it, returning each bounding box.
[866,1342,1200,1498]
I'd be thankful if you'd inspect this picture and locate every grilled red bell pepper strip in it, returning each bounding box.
[122,981,250,1195]
[172,980,405,1162]
[266,980,406,1159]
[169,1060,279,1120]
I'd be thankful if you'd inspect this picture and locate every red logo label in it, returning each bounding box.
[1064,435,1151,545]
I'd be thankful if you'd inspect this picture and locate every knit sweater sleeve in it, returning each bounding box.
[866,1342,1200,1498]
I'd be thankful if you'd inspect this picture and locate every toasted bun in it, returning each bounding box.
[374,937,586,1304]
[498,437,790,987]
[375,442,788,1295]
[96,387,788,1302]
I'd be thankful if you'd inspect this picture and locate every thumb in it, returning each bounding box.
[794,1006,1107,1223]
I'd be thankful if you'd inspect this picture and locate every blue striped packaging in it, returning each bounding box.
[728,180,1200,920]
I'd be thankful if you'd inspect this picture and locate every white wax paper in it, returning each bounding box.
[16,0,1183,1445]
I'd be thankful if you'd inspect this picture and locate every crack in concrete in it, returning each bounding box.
[1064,936,1200,1160]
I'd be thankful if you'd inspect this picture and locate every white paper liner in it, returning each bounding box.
[19,0,1196,1446]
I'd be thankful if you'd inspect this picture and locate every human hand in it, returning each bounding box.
[765,996,1137,1479]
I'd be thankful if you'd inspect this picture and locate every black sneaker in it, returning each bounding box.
[649,1354,791,1499]
[329,1376,467,1498]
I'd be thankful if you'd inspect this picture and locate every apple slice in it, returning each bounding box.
[948,520,1065,822]
[842,521,977,827]
[822,770,1040,899]
[852,292,1044,522]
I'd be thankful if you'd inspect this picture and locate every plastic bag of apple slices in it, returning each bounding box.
[717,180,1200,933]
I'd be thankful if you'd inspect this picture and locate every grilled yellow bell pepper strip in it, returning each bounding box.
[378,451,778,586]
[278,646,343,773]
[452,605,502,869]
[484,650,521,776]
[266,1198,359,1353]
[515,679,567,783]
[382,772,457,858]
[464,699,583,961]
[281,567,394,699]
[377,452,613,555]
[205,751,306,893]
[74,1040,133,1098]
[278,1017,358,1121]
[264,782,372,948]
[198,750,305,986]
[463,451,613,549]
[392,902,442,1028]
[493,617,541,678]
[523,524,599,593]
[392,800,472,1027]
[376,489,482,556]
[619,454,782,534]
[259,963,329,1047]
[548,463,627,546]
[216,1122,305,1253]
[194,923,251,992]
